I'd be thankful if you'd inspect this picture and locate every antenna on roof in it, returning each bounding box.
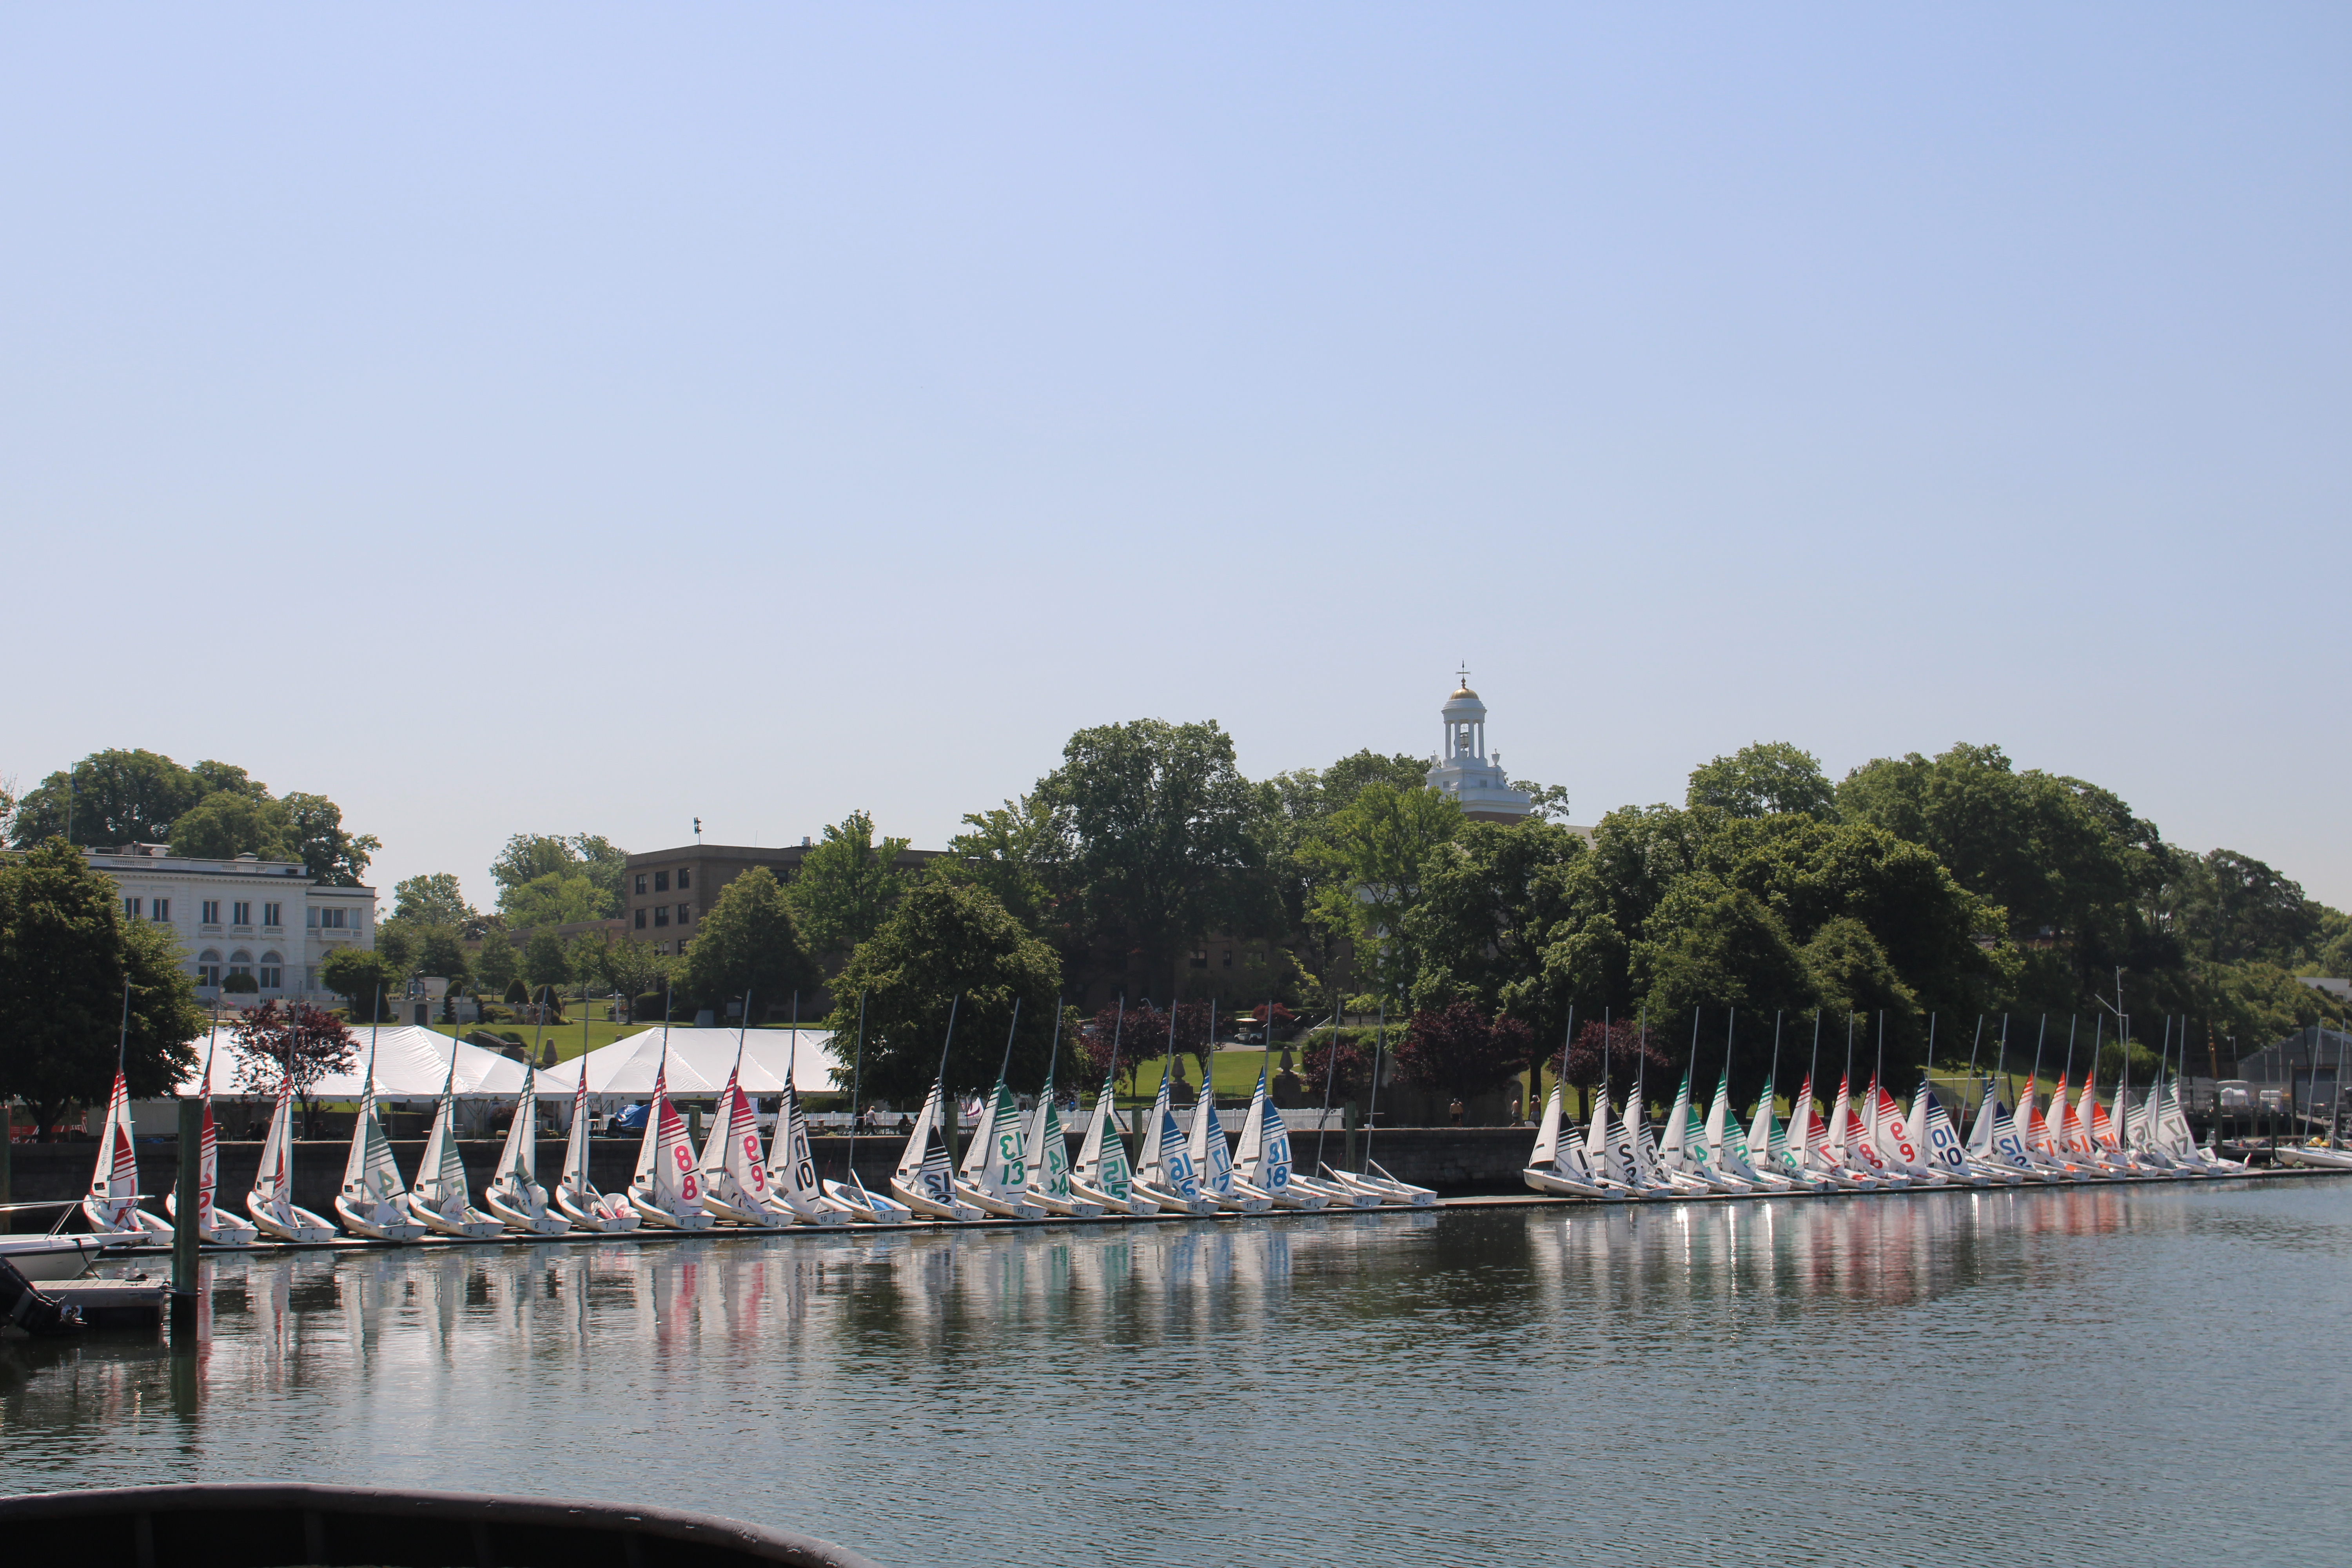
[693,817,702,845]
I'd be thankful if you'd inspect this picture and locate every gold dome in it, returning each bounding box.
[1450,682,1479,701]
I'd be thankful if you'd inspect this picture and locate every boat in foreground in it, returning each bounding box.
[0,1483,880,1568]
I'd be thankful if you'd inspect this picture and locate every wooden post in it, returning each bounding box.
[171,1097,201,1336]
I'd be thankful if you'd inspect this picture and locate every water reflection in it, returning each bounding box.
[7,1184,2351,1566]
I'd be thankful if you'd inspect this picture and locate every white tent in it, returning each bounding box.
[540,1027,840,1099]
[174,1024,536,1100]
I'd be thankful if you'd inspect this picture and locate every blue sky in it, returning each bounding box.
[5,5,2347,909]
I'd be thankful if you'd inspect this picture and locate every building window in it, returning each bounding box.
[1221,949,1233,969]
[196,950,222,987]
[232,901,252,926]
[634,908,646,930]
[228,950,254,981]
[316,908,347,930]
[653,906,670,927]
[1190,950,1208,969]
[677,903,691,924]
[263,902,281,927]
[677,869,690,890]
[201,900,221,925]
[152,898,170,921]
[634,873,647,894]
[259,953,283,989]
[124,896,143,918]
[653,870,670,892]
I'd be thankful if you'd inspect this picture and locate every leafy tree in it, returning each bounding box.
[504,871,609,929]
[1630,878,1817,1040]
[1392,1001,1534,1104]
[1687,742,1837,818]
[1261,750,1432,987]
[1405,818,1585,1047]
[392,873,475,927]
[821,879,1063,1105]
[1299,1034,1374,1102]
[372,919,418,975]
[788,809,910,958]
[474,931,521,995]
[1561,1018,1668,1119]
[320,947,397,1021]
[169,790,299,861]
[0,839,205,1138]
[490,833,624,918]
[677,867,817,1013]
[592,934,668,1004]
[938,794,1060,929]
[2172,849,2322,967]
[1799,916,1915,1023]
[414,926,472,988]
[523,929,573,992]
[228,1000,357,1137]
[1299,781,1463,1001]
[1037,719,1277,1003]
[279,793,378,886]
[10,749,209,846]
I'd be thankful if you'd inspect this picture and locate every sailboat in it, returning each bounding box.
[1521,1085,1609,1198]
[699,1049,788,1225]
[483,1064,569,1235]
[82,1068,171,1236]
[1069,1074,1156,1214]
[1867,1079,1947,1184]
[890,1083,980,1220]
[761,1035,844,1225]
[244,1073,337,1241]
[1747,1079,1823,1192]
[165,1037,259,1244]
[1185,1083,1270,1213]
[335,1036,425,1241]
[405,1052,503,1238]
[553,1063,640,1230]
[1020,1067,1104,1219]
[1132,1067,1216,1214]
[1653,1074,1726,1193]
[1913,1076,2005,1185]
[627,1046,715,1230]
[1703,1074,1779,1192]
[955,1080,1045,1220]
[1236,1069,1326,1209]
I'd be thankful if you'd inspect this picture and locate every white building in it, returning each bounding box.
[1425,672,1534,823]
[83,844,376,1005]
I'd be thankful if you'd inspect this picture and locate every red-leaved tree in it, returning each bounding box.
[1298,1036,1374,1103]
[230,1001,358,1137]
[1559,1019,1671,1120]
[1392,1001,1534,1105]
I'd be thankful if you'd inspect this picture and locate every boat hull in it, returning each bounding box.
[246,1194,337,1243]
[335,1196,426,1242]
[0,1234,113,1282]
[554,1187,642,1231]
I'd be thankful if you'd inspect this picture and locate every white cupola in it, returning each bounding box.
[1425,669,1534,823]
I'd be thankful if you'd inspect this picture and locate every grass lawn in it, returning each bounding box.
[430,1020,650,1064]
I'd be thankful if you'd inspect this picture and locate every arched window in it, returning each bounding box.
[259,951,284,990]
[228,949,254,980]
[196,949,223,988]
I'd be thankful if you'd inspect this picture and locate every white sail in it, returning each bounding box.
[1786,1080,1818,1167]
[1528,1086,1565,1169]
[1187,1085,1239,1201]
[1584,1092,1623,1184]
[1135,1070,1178,1186]
[243,1072,333,1243]
[1022,1085,1075,1200]
[1073,1077,1134,1201]
[492,1067,541,1195]
[1964,1082,2000,1158]
[629,1049,713,1228]
[766,1070,828,1220]
[891,1082,967,1215]
[1138,1071,1203,1202]
[1911,1078,1974,1179]
[698,1063,774,1221]
[337,1038,422,1239]
[1657,1074,1696,1174]
[169,1038,253,1240]
[1705,1076,1762,1182]
[1746,1087,1780,1175]
[1621,1094,1661,1185]
[409,1052,499,1236]
[958,1085,999,1182]
[977,1082,1029,1200]
[83,1070,154,1233]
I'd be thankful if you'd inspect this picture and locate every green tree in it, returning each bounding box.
[9,749,208,846]
[1299,781,1463,1002]
[474,931,521,995]
[504,871,609,929]
[372,918,419,976]
[0,838,205,1139]
[522,929,573,992]
[321,947,398,1022]
[392,873,476,927]
[937,794,1060,929]
[414,926,472,988]
[281,792,378,886]
[2172,849,2323,967]
[167,791,299,862]
[821,879,1065,1104]
[787,809,910,958]
[1037,718,1278,1002]
[490,832,624,917]
[592,934,668,1003]
[676,867,817,1013]
[1405,818,1586,1076]
[1687,742,1837,818]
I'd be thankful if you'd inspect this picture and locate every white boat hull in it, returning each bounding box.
[166,1191,261,1245]
[404,1197,505,1240]
[485,1188,572,1236]
[889,1178,982,1221]
[1132,1179,1220,1215]
[0,1233,115,1282]
[820,1178,916,1224]
[955,1180,1046,1220]
[336,1195,426,1242]
[246,1193,337,1243]
[554,1186,642,1231]
[1067,1178,1157,1216]
[628,1189,716,1229]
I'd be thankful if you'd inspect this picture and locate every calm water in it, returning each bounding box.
[6,1182,2351,1566]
